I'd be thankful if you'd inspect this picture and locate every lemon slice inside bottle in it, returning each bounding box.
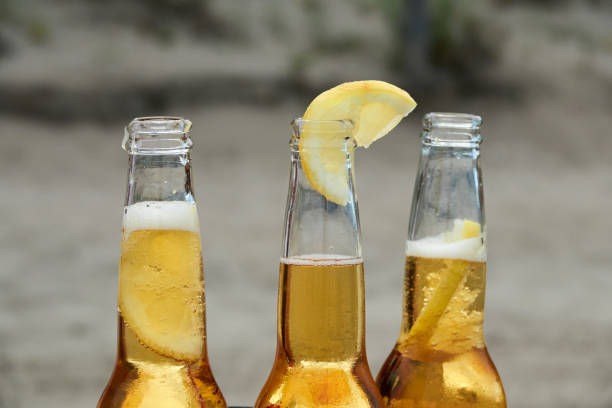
[402,219,483,350]
[119,227,205,361]
[300,80,417,205]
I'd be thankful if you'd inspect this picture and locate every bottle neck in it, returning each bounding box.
[400,143,487,359]
[125,153,194,206]
[281,144,362,259]
[409,113,484,237]
[122,116,195,207]
[277,121,365,365]
[408,143,484,239]
[400,113,487,359]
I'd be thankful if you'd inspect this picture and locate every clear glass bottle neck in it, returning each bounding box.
[124,153,194,206]
[122,117,195,206]
[409,113,485,239]
[400,113,487,353]
[282,119,362,259]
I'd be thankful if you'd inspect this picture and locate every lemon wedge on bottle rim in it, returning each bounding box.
[299,80,416,205]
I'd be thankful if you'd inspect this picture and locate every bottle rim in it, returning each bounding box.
[422,112,482,146]
[423,112,482,131]
[123,116,193,154]
[127,116,192,134]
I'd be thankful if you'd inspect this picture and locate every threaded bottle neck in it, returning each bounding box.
[123,117,195,206]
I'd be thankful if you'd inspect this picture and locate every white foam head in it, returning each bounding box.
[405,236,486,262]
[406,218,486,261]
[281,254,363,266]
[122,201,199,234]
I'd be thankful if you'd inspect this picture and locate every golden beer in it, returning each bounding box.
[377,228,505,408]
[98,202,226,408]
[255,257,382,408]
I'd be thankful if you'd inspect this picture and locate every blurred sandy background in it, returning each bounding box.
[0,0,611,407]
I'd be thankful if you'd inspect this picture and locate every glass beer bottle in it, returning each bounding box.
[255,119,384,408]
[376,113,506,407]
[98,117,227,408]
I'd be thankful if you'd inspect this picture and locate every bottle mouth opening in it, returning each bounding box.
[123,116,193,154]
[127,116,192,135]
[423,112,482,131]
[290,118,354,147]
[422,112,482,146]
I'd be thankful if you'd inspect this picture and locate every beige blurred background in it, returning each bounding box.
[0,0,611,407]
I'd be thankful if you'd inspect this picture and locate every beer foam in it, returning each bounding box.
[281,254,363,266]
[122,201,199,233]
[405,236,486,262]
